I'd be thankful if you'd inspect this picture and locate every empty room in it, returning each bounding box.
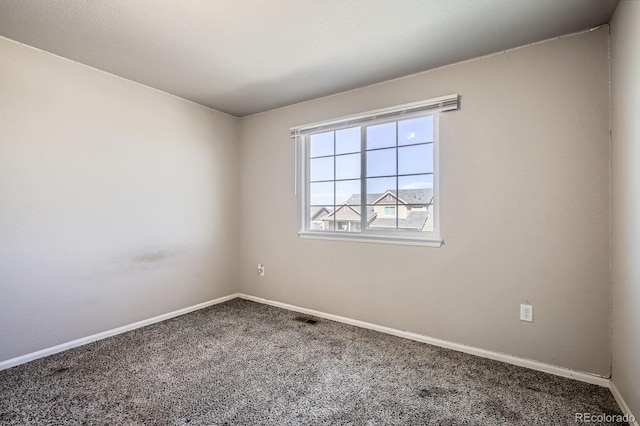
[1,0,638,424]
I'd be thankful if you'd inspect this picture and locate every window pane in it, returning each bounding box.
[332,204,361,233]
[398,144,432,175]
[366,122,396,149]
[309,205,332,231]
[398,186,432,206]
[310,132,333,157]
[403,205,434,232]
[310,156,334,182]
[366,177,396,201]
[398,116,433,145]
[366,148,396,177]
[335,153,360,180]
[367,204,397,230]
[309,182,334,206]
[398,204,433,231]
[336,179,360,205]
[336,127,361,154]
[398,174,433,233]
[366,207,377,223]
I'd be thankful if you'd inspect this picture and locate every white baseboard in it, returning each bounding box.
[610,382,639,426]
[238,293,610,388]
[0,293,240,371]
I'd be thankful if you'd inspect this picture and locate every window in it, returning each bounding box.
[292,94,458,247]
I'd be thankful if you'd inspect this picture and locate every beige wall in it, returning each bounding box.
[0,38,239,362]
[611,1,640,417]
[239,28,611,376]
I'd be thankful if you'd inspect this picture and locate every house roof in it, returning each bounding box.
[310,206,330,221]
[369,211,430,231]
[326,204,361,221]
[320,188,432,230]
[320,188,432,218]
[345,188,433,207]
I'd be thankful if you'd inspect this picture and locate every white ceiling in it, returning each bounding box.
[0,0,619,116]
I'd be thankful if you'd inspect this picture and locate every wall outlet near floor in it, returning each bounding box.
[520,304,533,322]
[257,263,265,277]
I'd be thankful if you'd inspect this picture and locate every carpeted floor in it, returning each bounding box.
[0,299,625,425]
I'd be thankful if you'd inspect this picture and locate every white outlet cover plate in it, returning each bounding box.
[520,304,533,322]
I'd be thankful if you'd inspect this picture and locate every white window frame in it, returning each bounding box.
[292,94,458,247]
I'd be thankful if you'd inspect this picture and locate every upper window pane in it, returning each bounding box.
[366,122,396,150]
[336,127,361,154]
[336,179,360,205]
[398,144,433,175]
[366,148,396,177]
[398,116,434,145]
[336,153,360,180]
[310,156,334,182]
[310,132,333,158]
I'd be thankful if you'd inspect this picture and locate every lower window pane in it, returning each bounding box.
[332,205,361,232]
[366,177,397,202]
[309,205,333,231]
[334,180,361,232]
[404,204,434,232]
[367,204,397,230]
[336,179,360,205]
[398,174,433,191]
[366,203,433,232]
[398,175,433,206]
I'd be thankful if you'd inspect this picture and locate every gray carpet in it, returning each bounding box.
[0,299,625,425]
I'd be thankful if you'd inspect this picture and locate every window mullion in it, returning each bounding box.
[395,121,399,231]
[333,131,337,232]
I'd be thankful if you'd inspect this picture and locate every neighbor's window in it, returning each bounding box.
[293,95,458,247]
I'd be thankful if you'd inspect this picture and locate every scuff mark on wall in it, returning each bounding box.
[133,250,173,264]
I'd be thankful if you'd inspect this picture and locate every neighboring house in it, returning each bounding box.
[319,188,434,232]
[309,206,331,230]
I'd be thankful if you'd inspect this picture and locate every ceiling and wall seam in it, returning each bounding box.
[0,35,238,120]
[1,25,610,121]
[241,25,610,120]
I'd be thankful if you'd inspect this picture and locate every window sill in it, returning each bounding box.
[298,231,443,247]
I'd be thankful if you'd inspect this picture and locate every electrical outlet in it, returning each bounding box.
[257,263,265,277]
[520,304,533,322]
